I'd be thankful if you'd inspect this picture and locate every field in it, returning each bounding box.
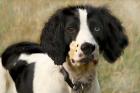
[0,0,140,93]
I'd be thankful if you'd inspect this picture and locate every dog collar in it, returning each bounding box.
[60,66,84,92]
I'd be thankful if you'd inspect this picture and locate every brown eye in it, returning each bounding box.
[66,27,77,33]
[94,27,101,32]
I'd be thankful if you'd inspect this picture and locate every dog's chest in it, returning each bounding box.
[63,62,100,93]
[70,75,94,93]
[70,76,100,93]
[33,61,69,93]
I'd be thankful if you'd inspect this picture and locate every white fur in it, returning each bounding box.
[18,53,100,93]
[76,9,97,45]
[17,9,100,93]
[63,59,101,93]
[73,9,99,61]
[19,53,70,93]
[0,57,17,93]
[0,9,101,93]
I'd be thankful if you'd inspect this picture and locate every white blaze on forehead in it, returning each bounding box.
[76,9,97,45]
[71,9,98,61]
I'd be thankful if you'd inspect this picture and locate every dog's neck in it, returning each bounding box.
[62,57,98,92]
[63,57,97,81]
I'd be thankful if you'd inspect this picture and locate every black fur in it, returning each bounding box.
[9,60,35,93]
[0,5,128,93]
[40,5,128,64]
[15,62,35,93]
[40,7,80,65]
[87,6,128,62]
[1,42,43,93]
[2,42,43,69]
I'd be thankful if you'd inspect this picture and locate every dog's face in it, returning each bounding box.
[41,5,128,65]
[64,9,100,65]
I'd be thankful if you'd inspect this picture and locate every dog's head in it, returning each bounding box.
[40,5,128,65]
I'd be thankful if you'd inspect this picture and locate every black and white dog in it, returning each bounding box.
[0,5,128,93]
[1,42,43,93]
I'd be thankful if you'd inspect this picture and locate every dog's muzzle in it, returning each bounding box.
[69,41,98,65]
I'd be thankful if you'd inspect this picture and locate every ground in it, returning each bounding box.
[0,0,140,93]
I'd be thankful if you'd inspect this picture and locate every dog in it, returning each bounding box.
[40,5,128,93]
[1,5,128,93]
[0,57,17,93]
[1,42,44,93]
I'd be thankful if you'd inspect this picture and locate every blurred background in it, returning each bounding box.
[0,0,140,93]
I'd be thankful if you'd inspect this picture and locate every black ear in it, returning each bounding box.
[99,7,128,63]
[40,11,68,65]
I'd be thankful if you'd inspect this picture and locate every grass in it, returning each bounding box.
[0,0,140,93]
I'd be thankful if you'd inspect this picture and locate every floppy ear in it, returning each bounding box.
[40,11,68,65]
[99,7,128,63]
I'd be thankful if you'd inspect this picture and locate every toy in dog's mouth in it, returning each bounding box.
[69,41,98,66]
[71,56,98,65]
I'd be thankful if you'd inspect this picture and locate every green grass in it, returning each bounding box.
[0,0,140,93]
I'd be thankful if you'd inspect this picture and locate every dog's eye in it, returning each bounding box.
[66,27,77,33]
[94,27,101,32]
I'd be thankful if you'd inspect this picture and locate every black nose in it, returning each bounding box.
[81,43,95,56]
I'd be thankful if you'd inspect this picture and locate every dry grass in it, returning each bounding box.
[0,0,140,93]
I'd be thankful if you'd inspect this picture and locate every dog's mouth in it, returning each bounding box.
[68,41,99,66]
